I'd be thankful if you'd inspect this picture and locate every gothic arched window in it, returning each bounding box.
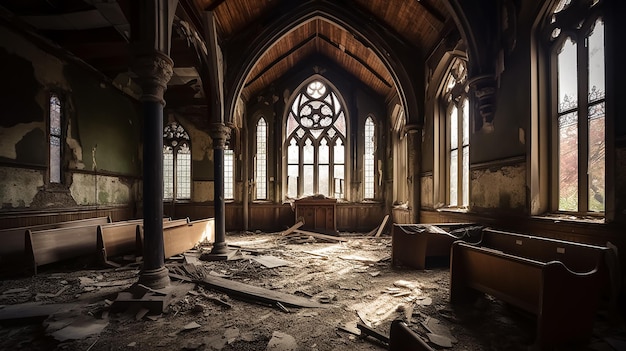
[364,116,376,199]
[163,121,191,200]
[548,0,605,214]
[443,59,469,207]
[285,80,347,199]
[256,117,267,200]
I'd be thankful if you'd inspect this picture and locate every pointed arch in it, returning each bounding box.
[364,116,376,199]
[283,76,349,199]
[224,1,421,129]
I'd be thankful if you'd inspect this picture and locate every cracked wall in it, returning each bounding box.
[471,162,526,212]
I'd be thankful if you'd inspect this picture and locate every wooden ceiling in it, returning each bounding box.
[0,0,451,106]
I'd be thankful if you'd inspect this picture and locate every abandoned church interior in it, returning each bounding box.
[1,0,625,350]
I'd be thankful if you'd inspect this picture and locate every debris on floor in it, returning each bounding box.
[0,231,622,351]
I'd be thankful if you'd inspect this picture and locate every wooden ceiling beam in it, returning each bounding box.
[317,34,392,89]
[244,33,317,88]
[415,0,445,24]
[206,0,227,11]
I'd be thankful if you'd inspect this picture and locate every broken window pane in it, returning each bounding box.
[588,19,605,103]
[49,94,62,183]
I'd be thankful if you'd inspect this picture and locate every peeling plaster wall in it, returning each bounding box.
[420,175,433,208]
[0,23,141,212]
[471,163,526,211]
[0,167,44,208]
[70,173,132,206]
[193,181,214,202]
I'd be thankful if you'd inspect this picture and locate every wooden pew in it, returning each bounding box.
[450,228,609,348]
[162,218,214,259]
[0,217,111,267]
[392,223,481,269]
[97,218,173,264]
[137,218,214,259]
[26,217,112,274]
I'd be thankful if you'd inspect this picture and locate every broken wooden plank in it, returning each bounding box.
[357,323,390,344]
[169,273,326,308]
[252,255,290,268]
[0,302,79,322]
[374,214,390,237]
[280,220,304,236]
[291,230,349,242]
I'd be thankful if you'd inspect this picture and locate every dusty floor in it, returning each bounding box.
[0,231,624,351]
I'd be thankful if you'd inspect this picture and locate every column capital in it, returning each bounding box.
[210,122,231,149]
[403,124,422,135]
[468,75,497,131]
[132,50,174,105]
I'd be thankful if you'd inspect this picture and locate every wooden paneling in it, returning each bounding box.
[0,205,133,230]
[336,202,385,232]
[249,202,294,232]
[392,207,412,225]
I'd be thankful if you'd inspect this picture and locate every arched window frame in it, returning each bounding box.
[163,121,191,201]
[543,0,607,216]
[441,58,470,208]
[283,78,349,200]
[255,117,268,200]
[363,116,376,200]
[392,108,407,205]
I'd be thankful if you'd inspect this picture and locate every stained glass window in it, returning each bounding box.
[285,80,347,199]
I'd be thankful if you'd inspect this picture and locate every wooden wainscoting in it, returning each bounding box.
[0,205,133,230]
[336,202,385,233]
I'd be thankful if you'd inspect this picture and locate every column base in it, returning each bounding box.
[138,266,170,289]
[200,248,239,261]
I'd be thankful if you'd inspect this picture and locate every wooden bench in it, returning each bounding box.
[0,217,110,275]
[97,218,173,264]
[163,218,214,258]
[450,228,610,348]
[0,217,110,264]
[392,223,482,269]
[26,217,112,274]
[137,218,214,259]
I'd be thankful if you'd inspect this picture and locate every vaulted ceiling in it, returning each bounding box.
[0,0,453,111]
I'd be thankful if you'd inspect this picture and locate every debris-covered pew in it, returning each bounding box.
[392,223,482,269]
[0,217,110,275]
[25,217,112,274]
[450,228,610,348]
[138,217,214,259]
[97,217,174,264]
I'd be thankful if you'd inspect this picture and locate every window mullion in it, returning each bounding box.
[578,35,590,213]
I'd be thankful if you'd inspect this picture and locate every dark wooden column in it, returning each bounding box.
[133,51,173,289]
[207,122,231,259]
[405,124,421,223]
